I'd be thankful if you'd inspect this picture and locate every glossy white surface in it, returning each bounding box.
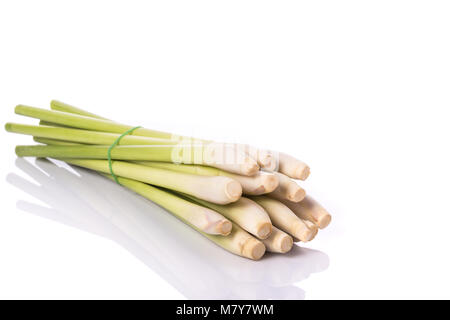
[1,0,450,299]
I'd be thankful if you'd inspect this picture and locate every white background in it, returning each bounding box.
[1,0,449,299]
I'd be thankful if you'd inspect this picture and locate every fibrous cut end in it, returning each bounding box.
[241,157,259,176]
[225,180,243,202]
[296,163,310,181]
[215,220,232,236]
[256,221,272,240]
[288,187,306,202]
[317,213,332,229]
[242,238,266,260]
[261,174,279,193]
[278,234,293,253]
[259,154,277,171]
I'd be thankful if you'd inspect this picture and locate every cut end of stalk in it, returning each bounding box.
[261,174,279,193]
[4,123,13,132]
[303,228,316,242]
[288,187,306,202]
[225,180,243,202]
[279,235,294,253]
[242,238,266,260]
[296,164,311,181]
[241,157,260,176]
[256,222,272,240]
[317,213,332,229]
[259,154,277,171]
[215,220,232,236]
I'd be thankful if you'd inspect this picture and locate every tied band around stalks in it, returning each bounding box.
[108,126,142,184]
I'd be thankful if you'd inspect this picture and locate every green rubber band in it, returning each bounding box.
[107,126,141,185]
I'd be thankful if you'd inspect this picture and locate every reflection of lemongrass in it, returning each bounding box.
[8,158,329,299]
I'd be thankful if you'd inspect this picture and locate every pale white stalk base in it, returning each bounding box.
[302,220,319,240]
[187,196,273,240]
[278,152,310,180]
[205,223,266,260]
[278,195,332,229]
[250,196,314,242]
[268,172,306,202]
[138,161,279,196]
[262,226,293,253]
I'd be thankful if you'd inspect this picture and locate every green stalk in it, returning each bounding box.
[6,123,175,146]
[15,105,173,140]
[15,144,177,161]
[34,137,80,146]
[101,173,232,236]
[56,158,243,205]
[51,100,109,120]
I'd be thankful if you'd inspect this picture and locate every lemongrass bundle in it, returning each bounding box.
[5,99,332,260]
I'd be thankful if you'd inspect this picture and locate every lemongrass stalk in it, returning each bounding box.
[205,222,266,260]
[39,120,69,128]
[262,226,293,253]
[302,220,319,240]
[235,144,277,171]
[50,100,278,171]
[51,100,109,120]
[15,104,173,139]
[15,144,176,161]
[183,195,272,240]
[136,161,279,195]
[278,196,332,229]
[278,152,310,180]
[34,137,85,145]
[14,143,258,175]
[268,172,306,202]
[104,175,265,259]
[6,123,176,146]
[15,105,259,175]
[102,173,231,235]
[54,159,242,204]
[250,195,314,242]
